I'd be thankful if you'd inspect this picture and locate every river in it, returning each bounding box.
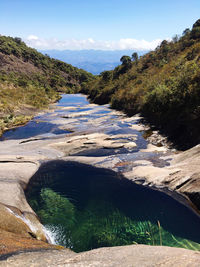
[1,94,200,252]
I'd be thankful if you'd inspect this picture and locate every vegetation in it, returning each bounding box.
[29,187,200,252]
[37,188,75,227]
[81,19,200,149]
[0,35,94,135]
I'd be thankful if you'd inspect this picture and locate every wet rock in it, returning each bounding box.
[0,204,32,238]
[0,203,47,242]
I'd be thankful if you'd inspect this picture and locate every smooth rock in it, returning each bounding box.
[140,143,168,153]
[1,245,200,267]
[0,94,200,262]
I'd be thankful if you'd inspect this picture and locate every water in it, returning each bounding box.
[0,94,125,141]
[2,93,200,252]
[57,94,89,107]
[0,120,69,140]
[6,207,37,234]
[26,161,200,252]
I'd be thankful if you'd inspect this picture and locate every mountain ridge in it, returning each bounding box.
[80,19,200,149]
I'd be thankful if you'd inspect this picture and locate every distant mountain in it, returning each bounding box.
[40,50,147,74]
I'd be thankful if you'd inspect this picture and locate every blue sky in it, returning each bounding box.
[1,0,200,50]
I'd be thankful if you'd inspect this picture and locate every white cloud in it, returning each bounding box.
[24,35,163,51]
[27,35,39,40]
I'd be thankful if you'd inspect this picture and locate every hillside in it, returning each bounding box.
[0,35,93,135]
[81,19,200,150]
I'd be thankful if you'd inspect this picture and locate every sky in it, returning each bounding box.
[1,0,200,51]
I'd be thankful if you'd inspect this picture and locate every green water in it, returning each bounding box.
[26,161,200,252]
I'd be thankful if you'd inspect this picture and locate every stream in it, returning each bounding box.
[1,94,200,252]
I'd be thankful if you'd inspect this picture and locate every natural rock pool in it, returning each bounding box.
[1,94,200,253]
[26,160,200,252]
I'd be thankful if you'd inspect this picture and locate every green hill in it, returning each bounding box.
[0,35,93,134]
[81,19,200,149]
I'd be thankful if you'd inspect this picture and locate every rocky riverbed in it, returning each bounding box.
[0,94,200,265]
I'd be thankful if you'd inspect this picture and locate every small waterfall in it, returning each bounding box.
[43,224,68,247]
[42,225,57,244]
[6,207,53,244]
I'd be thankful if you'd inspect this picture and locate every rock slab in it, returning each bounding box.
[1,245,200,267]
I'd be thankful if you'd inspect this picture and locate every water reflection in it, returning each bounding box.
[0,121,69,140]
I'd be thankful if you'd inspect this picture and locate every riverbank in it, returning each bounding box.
[0,94,200,264]
[0,114,33,137]
[0,93,62,138]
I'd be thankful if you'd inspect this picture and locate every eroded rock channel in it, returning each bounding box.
[0,94,200,263]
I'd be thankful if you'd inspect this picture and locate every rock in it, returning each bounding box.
[105,133,137,140]
[0,204,32,238]
[123,141,137,149]
[0,228,56,257]
[130,124,145,131]
[0,203,47,242]
[123,144,200,211]
[124,165,173,185]
[50,132,137,155]
[163,145,200,209]
[1,245,200,267]
[0,161,38,211]
[140,143,168,152]
[172,144,200,164]
[102,141,124,149]
[133,160,152,166]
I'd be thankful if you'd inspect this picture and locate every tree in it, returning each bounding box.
[182,28,190,36]
[101,71,113,81]
[14,37,22,44]
[191,19,200,39]
[192,19,200,29]
[132,52,138,64]
[191,27,200,39]
[120,55,131,66]
[160,40,169,47]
